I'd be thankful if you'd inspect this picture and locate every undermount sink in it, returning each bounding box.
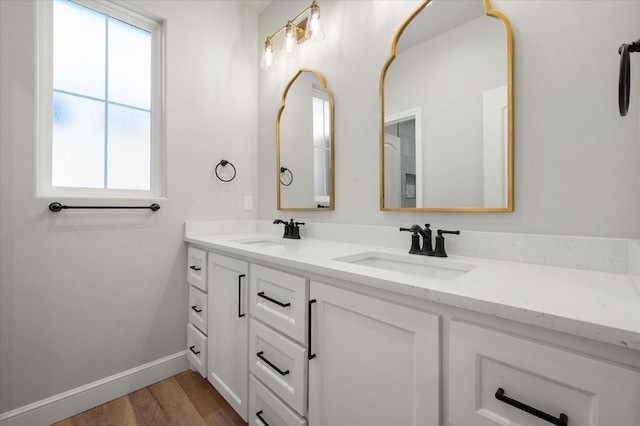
[232,237,284,247]
[334,251,475,280]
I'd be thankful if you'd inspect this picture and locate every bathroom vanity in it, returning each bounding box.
[185,222,640,426]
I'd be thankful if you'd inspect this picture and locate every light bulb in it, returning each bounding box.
[306,2,324,40]
[260,38,277,70]
[285,22,296,55]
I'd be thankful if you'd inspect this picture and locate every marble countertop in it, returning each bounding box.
[185,231,640,352]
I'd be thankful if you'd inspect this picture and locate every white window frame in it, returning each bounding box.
[312,87,330,204]
[37,0,165,199]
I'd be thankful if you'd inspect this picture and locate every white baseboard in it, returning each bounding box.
[0,350,189,426]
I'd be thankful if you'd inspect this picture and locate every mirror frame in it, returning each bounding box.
[277,68,335,211]
[379,0,514,212]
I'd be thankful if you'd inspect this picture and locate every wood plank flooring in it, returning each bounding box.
[52,370,247,426]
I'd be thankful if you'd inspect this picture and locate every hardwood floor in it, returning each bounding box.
[52,370,247,426]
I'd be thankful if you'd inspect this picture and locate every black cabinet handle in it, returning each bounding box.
[238,274,246,318]
[190,305,202,313]
[495,388,568,426]
[189,265,201,271]
[309,299,317,360]
[189,345,200,355]
[257,291,291,307]
[256,351,289,376]
[256,410,270,426]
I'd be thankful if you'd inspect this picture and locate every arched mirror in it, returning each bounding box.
[380,0,513,212]
[277,68,335,210]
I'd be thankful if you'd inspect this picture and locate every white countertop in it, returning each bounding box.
[185,231,640,352]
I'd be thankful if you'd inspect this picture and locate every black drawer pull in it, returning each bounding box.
[190,305,202,313]
[495,388,568,426]
[189,345,200,355]
[256,351,289,376]
[309,299,317,360]
[257,291,291,307]
[238,274,246,318]
[189,265,201,271]
[256,410,270,426]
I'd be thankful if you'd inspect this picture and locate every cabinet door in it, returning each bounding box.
[449,321,640,426]
[249,319,307,416]
[250,264,308,344]
[208,253,249,421]
[187,246,207,291]
[249,375,307,426]
[187,323,207,378]
[308,281,440,426]
[188,285,208,334]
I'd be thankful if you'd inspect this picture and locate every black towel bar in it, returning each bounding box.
[48,202,160,212]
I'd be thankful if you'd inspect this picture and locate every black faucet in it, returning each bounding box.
[399,224,433,255]
[273,218,305,239]
[432,230,460,257]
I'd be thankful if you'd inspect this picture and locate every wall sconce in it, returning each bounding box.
[260,0,324,70]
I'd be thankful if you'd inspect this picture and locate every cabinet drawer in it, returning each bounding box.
[187,323,207,378]
[250,264,308,344]
[448,321,640,426]
[188,285,208,334]
[249,375,306,426]
[250,319,307,416]
[187,247,207,291]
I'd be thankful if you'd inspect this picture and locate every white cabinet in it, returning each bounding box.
[448,321,640,426]
[208,253,249,421]
[187,246,207,291]
[249,264,309,420]
[187,323,207,377]
[249,319,308,415]
[307,280,441,426]
[186,240,640,426]
[188,285,208,334]
[249,375,307,426]
[250,264,308,344]
[186,247,209,378]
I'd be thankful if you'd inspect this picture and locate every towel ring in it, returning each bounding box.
[280,167,293,186]
[215,160,236,182]
[618,39,640,117]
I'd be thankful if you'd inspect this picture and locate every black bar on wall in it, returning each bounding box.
[48,202,160,212]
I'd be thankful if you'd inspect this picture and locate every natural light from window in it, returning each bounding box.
[51,0,153,191]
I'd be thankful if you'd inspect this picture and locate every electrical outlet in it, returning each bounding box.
[244,195,253,210]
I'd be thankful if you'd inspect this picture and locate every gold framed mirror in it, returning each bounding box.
[380,0,513,212]
[277,68,335,211]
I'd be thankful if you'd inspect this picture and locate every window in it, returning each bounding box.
[312,88,330,204]
[38,0,164,197]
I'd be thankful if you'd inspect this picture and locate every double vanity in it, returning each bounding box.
[184,220,640,426]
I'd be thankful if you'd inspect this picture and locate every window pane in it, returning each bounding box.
[108,18,151,110]
[52,92,105,188]
[107,105,151,190]
[53,0,105,99]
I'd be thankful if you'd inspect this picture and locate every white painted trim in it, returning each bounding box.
[384,107,423,207]
[0,351,188,426]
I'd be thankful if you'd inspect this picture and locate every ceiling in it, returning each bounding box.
[240,0,272,14]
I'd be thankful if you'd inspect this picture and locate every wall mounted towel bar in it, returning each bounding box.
[48,202,160,212]
[215,159,237,182]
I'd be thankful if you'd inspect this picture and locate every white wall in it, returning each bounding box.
[258,0,640,238]
[0,0,258,414]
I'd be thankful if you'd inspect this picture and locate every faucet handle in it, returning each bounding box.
[400,226,422,254]
[433,229,460,257]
